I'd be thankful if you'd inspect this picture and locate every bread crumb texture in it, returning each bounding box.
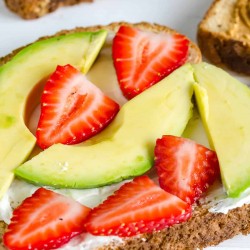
[4,0,93,19]
[98,204,250,250]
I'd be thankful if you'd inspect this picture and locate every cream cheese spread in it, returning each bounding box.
[2,176,250,249]
[0,178,126,249]
[201,179,250,214]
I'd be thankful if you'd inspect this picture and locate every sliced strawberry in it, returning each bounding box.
[3,188,91,250]
[154,135,220,204]
[36,64,120,149]
[85,175,191,237]
[112,25,189,99]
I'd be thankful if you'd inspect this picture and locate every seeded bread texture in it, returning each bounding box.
[0,22,204,249]
[197,0,250,74]
[4,0,93,19]
[102,203,250,250]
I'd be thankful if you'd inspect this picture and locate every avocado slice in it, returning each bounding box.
[182,107,210,148]
[15,64,194,188]
[0,30,107,198]
[193,62,250,197]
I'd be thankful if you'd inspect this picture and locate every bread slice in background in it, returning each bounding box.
[198,0,250,74]
[4,0,93,19]
[5,22,250,250]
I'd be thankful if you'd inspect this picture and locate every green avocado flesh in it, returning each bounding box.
[15,64,194,188]
[0,30,107,198]
[182,107,209,148]
[193,63,250,197]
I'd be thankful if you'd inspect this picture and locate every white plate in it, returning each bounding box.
[0,0,250,249]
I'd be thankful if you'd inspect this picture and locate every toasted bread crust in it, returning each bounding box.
[198,0,250,74]
[0,22,203,249]
[116,203,250,250]
[0,222,6,248]
[4,0,93,19]
[0,22,201,66]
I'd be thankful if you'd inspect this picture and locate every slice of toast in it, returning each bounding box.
[4,0,93,19]
[3,22,249,250]
[197,0,250,74]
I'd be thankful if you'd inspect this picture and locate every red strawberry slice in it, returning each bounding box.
[36,64,120,149]
[85,175,191,237]
[3,188,91,250]
[112,25,189,99]
[154,135,220,204]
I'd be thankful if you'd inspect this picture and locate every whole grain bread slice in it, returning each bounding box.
[197,0,250,74]
[4,0,93,19]
[113,203,250,250]
[3,22,244,250]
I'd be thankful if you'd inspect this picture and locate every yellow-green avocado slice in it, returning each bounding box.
[0,30,107,199]
[15,64,194,188]
[193,62,250,197]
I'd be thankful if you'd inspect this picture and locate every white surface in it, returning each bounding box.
[0,0,213,57]
[0,0,250,249]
